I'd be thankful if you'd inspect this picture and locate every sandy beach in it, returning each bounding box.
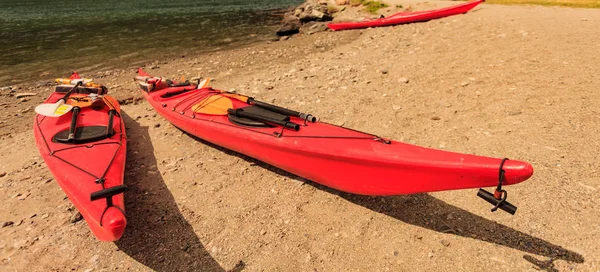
[1,1,599,271]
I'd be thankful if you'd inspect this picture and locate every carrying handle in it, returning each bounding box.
[91,185,127,201]
[477,158,518,215]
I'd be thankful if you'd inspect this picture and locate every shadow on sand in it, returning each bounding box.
[183,131,584,266]
[115,113,244,272]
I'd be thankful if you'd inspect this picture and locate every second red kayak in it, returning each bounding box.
[328,0,484,31]
[34,73,127,241]
[135,69,533,203]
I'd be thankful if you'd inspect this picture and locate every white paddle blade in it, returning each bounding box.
[198,77,211,89]
[35,101,73,117]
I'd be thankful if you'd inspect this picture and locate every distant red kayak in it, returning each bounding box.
[328,0,484,31]
[135,69,533,204]
[34,73,127,241]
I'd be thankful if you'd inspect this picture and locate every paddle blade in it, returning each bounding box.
[198,77,212,89]
[35,101,73,117]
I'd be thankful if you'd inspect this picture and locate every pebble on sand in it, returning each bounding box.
[15,93,37,99]
[0,172,6,178]
[70,212,83,223]
[398,77,409,84]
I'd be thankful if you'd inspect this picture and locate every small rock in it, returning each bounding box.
[508,110,522,116]
[277,15,301,36]
[261,229,267,235]
[336,0,348,5]
[41,213,49,219]
[460,81,470,87]
[381,70,388,75]
[279,36,290,41]
[398,77,409,83]
[392,105,401,111]
[431,116,441,121]
[393,250,399,256]
[441,240,450,247]
[70,212,83,223]
[428,251,435,258]
[89,254,100,264]
[2,221,14,228]
[15,93,37,99]
[154,123,161,128]
[300,22,329,35]
[0,172,6,178]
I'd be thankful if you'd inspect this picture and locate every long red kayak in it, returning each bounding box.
[34,73,127,241]
[136,69,533,210]
[328,0,484,31]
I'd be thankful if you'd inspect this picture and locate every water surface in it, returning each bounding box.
[0,0,303,85]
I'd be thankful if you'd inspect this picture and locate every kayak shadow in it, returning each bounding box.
[180,131,583,265]
[115,112,237,272]
[337,192,584,264]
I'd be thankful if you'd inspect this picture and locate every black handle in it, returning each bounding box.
[91,185,127,201]
[67,107,80,141]
[247,97,317,123]
[228,108,300,131]
[106,109,116,137]
[477,189,517,215]
[60,81,83,102]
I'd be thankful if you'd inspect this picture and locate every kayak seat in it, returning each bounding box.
[53,126,113,144]
[228,106,289,128]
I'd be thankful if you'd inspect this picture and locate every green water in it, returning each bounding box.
[0,0,303,86]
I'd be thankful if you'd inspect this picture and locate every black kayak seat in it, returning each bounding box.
[53,126,113,144]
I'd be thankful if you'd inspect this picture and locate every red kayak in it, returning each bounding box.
[328,0,484,31]
[136,69,532,213]
[34,73,127,241]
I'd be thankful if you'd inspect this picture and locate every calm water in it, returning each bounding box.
[0,0,303,86]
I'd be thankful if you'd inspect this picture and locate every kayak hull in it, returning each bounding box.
[328,0,484,31]
[139,81,533,196]
[34,91,127,241]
